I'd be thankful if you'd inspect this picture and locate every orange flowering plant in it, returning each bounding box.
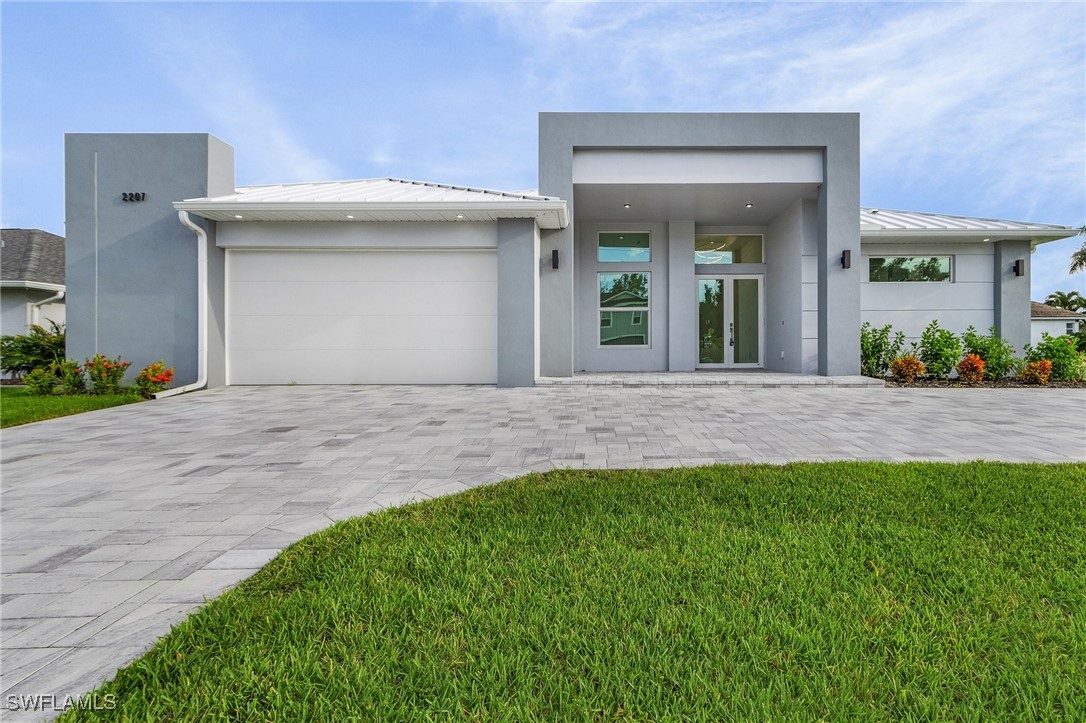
[136,360,175,398]
[890,355,926,384]
[1020,359,1052,386]
[956,354,986,384]
[84,353,131,394]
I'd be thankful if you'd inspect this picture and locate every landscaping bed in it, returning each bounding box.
[65,463,1086,721]
[882,378,1085,388]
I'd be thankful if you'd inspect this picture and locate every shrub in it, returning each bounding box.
[1069,353,1086,382]
[84,354,131,395]
[136,360,175,398]
[956,354,985,384]
[1020,360,1052,385]
[0,321,65,377]
[1010,356,1029,378]
[23,367,58,395]
[860,322,905,378]
[56,360,86,395]
[960,326,1015,380]
[1071,327,1086,353]
[890,355,926,383]
[1025,333,1080,381]
[917,320,962,379]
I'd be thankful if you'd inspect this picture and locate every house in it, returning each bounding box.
[1,228,66,336]
[62,115,1077,388]
[1030,301,1085,345]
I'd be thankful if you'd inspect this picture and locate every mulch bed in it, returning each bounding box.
[882,378,1085,388]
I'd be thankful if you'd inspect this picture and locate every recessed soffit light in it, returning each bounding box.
[346,215,354,220]
[234,214,244,219]
[456,213,465,220]
[623,203,631,209]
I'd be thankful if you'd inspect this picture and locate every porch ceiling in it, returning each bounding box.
[573,183,819,224]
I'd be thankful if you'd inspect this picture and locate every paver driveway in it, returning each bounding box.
[2,383,1084,718]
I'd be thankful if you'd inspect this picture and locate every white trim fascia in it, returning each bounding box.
[861,229,1075,242]
[0,280,66,292]
[173,200,570,228]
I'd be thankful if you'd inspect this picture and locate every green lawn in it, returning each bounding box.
[0,386,141,427]
[68,463,1084,720]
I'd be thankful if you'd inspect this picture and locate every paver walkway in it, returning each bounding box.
[2,383,1084,718]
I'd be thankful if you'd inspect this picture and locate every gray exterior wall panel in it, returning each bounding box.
[667,220,696,371]
[764,200,805,373]
[497,218,539,387]
[994,240,1032,353]
[64,134,234,386]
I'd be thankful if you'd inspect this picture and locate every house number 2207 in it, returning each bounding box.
[121,192,146,202]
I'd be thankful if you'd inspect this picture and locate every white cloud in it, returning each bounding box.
[127,9,340,184]
[473,1,1083,217]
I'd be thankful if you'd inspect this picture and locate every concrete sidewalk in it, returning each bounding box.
[2,384,1084,718]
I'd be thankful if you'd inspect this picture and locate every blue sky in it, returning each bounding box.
[3,1,1084,298]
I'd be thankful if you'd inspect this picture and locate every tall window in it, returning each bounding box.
[599,272,650,346]
[868,257,952,282]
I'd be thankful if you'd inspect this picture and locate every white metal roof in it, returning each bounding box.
[861,207,1076,244]
[175,178,569,228]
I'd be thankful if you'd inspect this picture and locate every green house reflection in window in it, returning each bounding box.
[599,232,650,262]
[869,257,951,282]
[599,272,649,346]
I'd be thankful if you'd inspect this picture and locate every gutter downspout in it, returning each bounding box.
[156,210,208,399]
[29,290,65,326]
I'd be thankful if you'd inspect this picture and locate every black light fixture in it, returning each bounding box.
[1013,259,1024,277]
[841,249,852,269]
[552,249,560,269]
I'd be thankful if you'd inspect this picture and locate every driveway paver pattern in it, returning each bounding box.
[2,383,1084,718]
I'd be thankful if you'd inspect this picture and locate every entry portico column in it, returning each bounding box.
[817,142,862,376]
[668,220,696,371]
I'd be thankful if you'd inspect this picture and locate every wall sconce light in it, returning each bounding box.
[552,249,560,269]
[1013,259,1024,277]
[841,249,851,269]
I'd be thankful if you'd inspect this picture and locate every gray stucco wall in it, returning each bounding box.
[667,220,696,371]
[764,200,804,373]
[497,218,539,387]
[539,112,861,377]
[65,134,234,386]
[993,240,1032,353]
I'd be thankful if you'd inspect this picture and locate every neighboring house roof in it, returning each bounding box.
[860,208,1075,245]
[176,177,570,229]
[0,228,65,290]
[1031,301,1086,320]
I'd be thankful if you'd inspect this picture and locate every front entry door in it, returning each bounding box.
[696,275,764,368]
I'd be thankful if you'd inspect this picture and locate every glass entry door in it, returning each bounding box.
[696,275,764,368]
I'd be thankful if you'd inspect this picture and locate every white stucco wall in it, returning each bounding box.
[860,242,995,341]
[1031,318,1081,345]
[1,288,66,335]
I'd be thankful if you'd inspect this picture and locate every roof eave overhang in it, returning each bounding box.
[173,201,570,229]
[0,280,66,292]
[861,229,1076,243]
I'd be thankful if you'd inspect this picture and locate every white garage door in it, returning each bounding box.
[227,249,497,384]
